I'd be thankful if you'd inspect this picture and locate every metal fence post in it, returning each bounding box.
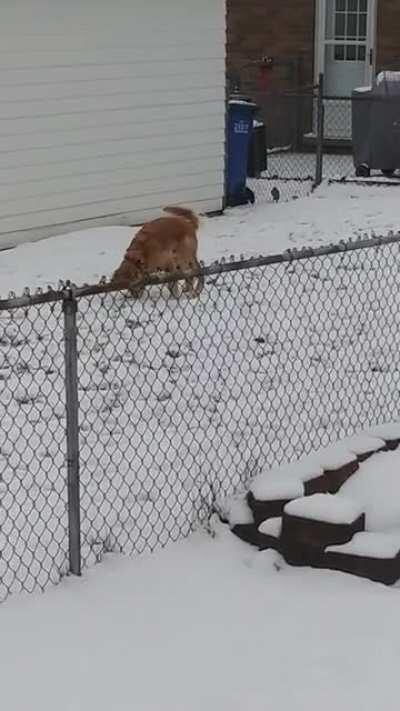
[315,73,325,188]
[62,287,81,576]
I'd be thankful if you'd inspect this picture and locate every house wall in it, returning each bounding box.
[0,0,226,249]
[376,0,400,70]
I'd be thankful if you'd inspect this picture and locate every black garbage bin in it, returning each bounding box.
[352,71,400,177]
[248,120,267,178]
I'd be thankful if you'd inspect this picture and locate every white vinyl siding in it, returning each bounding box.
[0,0,226,247]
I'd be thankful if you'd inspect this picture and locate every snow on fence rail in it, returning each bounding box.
[1,232,400,602]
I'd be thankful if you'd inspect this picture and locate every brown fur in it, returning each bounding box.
[111,206,203,298]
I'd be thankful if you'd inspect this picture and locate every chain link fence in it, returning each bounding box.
[247,90,319,204]
[1,234,400,602]
[322,93,400,183]
[233,70,400,206]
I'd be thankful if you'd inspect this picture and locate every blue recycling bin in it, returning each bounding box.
[227,98,257,206]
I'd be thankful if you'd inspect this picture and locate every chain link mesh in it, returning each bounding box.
[322,95,400,182]
[236,85,400,206]
[0,301,68,601]
[76,240,400,566]
[1,237,400,601]
[248,93,318,204]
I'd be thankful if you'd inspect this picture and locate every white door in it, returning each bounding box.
[316,0,376,139]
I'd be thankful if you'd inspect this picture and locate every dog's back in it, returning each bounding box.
[112,205,203,296]
[163,206,199,230]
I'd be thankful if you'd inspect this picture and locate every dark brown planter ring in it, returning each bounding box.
[324,534,400,586]
[231,523,260,547]
[281,503,365,567]
[258,517,282,552]
[323,551,400,585]
[247,491,296,528]
[379,438,400,452]
[356,448,385,463]
[340,434,387,463]
[303,472,329,495]
[367,423,400,452]
[324,458,359,493]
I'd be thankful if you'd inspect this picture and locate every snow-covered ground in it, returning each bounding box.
[2,520,400,711]
[1,180,400,601]
[0,181,399,294]
[250,152,400,203]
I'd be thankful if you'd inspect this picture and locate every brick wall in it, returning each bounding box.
[227,0,316,148]
[228,0,400,89]
[376,0,400,71]
[227,0,316,92]
[226,1,400,148]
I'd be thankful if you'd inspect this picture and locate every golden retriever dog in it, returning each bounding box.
[111,206,204,298]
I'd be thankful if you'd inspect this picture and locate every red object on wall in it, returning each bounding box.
[259,65,270,92]
[258,57,274,92]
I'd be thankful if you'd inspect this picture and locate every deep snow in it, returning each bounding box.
[1,183,400,710]
[2,521,400,711]
[1,181,400,601]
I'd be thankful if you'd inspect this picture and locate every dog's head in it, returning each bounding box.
[111,258,139,286]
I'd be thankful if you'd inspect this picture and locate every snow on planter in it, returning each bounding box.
[339,434,385,462]
[281,494,365,567]
[258,517,282,552]
[289,459,327,495]
[284,493,364,524]
[324,531,400,585]
[250,474,304,502]
[308,445,359,493]
[254,459,326,496]
[228,496,254,527]
[227,496,259,547]
[327,530,400,558]
[367,422,400,450]
[248,474,304,527]
[341,449,400,531]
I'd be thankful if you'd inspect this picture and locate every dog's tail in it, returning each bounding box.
[163,206,199,230]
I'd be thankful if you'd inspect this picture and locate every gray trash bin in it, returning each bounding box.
[352,71,400,177]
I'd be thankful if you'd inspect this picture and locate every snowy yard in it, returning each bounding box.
[0,181,399,289]
[249,152,400,203]
[1,181,400,600]
[2,520,400,711]
[1,181,400,708]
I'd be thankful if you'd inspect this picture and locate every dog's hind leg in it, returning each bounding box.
[186,259,204,297]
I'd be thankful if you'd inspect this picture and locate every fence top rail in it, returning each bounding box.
[1,231,400,311]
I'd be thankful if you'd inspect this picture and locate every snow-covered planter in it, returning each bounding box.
[308,446,359,493]
[226,495,259,547]
[339,434,386,463]
[248,474,304,527]
[258,517,282,552]
[367,422,400,451]
[325,531,400,585]
[281,494,365,566]
[225,420,400,584]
